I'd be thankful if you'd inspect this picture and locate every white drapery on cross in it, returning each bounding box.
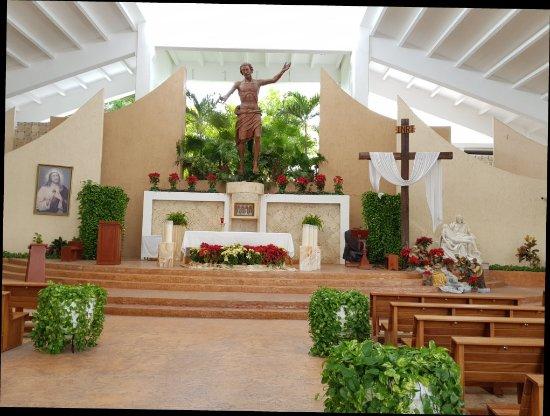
[368,152,443,231]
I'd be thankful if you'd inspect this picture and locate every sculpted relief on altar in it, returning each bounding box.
[440,215,482,263]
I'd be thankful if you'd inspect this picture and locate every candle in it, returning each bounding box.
[163,220,173,243]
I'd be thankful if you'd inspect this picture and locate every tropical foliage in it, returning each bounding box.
[104,94,135,112]
[177,90,325,184]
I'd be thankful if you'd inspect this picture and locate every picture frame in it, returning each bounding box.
[34,164,73,216]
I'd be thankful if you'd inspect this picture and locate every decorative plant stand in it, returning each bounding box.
[300,224,321,271]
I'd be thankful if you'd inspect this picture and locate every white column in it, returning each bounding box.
[350,26,370,107]
[135,21,153,100]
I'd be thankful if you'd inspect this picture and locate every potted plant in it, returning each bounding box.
[333,176,344,194]
[516,235,541,268]
[295,176,309,193]
[47,236,68,259]
[148,172,160,191]
[166,211,188,262]
[186,175,198,192]
[314,174,326,193]
[168,172,180,191]
[26,233,48,282]
[276,175,289,194]
[301,214,323,247]
[206,172,217,192]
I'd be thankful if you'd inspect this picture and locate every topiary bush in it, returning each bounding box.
[361,191,401,263]
[308,287,370,357]
[77,180,129,259]
[321,339,464,414]
[30,282,108,354]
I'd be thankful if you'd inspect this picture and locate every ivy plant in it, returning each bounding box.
[308,287,370,357]
[30,282,108,354]
[321,339,464,414]
[362,191,401,263]
[77,180,129,259]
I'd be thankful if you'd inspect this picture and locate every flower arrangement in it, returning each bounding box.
[314,174,326,192]
[186,175,198,191]
[168,172,180,191]
[295,176,309,193]
[206,173,217,192]
[166,211,188,226]
[148,172,160,191]
[276,175,289,193]
[516,235,541,268]
[333,176,344,194]
[189,243,288,267]
[302,214,323,230]
[401,237,455,279]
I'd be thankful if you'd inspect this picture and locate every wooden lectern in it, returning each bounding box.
[96,221,122,265]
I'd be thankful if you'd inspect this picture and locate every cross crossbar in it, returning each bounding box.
[359,152,453,160]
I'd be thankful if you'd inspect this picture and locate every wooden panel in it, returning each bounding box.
[470,298,517,305]
[511,310,545,318]
[96,221,122,265]
[456,308,508,317]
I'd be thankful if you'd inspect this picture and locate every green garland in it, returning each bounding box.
[308,287,370,357]
[489,264,545,272]
[77,180,129,259]
[321,339,464,414]
[31,283,108,354]
[361,191,401,263]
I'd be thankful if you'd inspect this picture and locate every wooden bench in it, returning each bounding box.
[384,302,545,345]
[370,291,524,339]
[412,315,544,349]
[1,281,48,310]
[450,336,544,401]
[487,374,543,416]
[1,291,28,352]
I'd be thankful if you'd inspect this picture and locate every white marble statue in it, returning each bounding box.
[440,215,482,263]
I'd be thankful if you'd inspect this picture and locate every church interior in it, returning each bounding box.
[2,3,547,414]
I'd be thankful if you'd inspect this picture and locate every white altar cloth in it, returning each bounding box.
[182,231,295,257]
[141,235,162,258]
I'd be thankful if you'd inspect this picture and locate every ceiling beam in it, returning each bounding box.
[115,2,137,31]
[454,9,519,68]
[478,106,491,115]
[74,76,88,90]
[26,93,42,105]
[52,83,66,96]
[336,54,345,69]
[382,67,391,80]
[454,95,466,106]
[406,77,415,89]
[166,50,179,67]
[197,51,204,67]
[398,8,426,47]
[528,125,543,134]
[120,60,134,75]
[73,1,110,41]
[430,86,442,98]
[427,8,470,57]
[32,1,83,49]
[97,67,112,82]
[504,114,519,124]
[7,15,55,59]
[369,7,387,36]
[6,48,30,68]
[484,24,549,79]
[265,52,270,67]
[310,54,316,68]
[512,63,549,90]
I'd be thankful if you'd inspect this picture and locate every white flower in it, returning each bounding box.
[336,306,347,327]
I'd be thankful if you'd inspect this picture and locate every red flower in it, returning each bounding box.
[429,248,444,258]
[314,174,326,185]
[206,173,217,182]
[244,244,288,266]
[168,172,180,183]
[415,236,433,248]
[408,255,420,266]
[442,257,455,267]
[401,247,412,259]
[186,175,198,185]
[296,177,309,186]
[276,175,288,186]
[333,176,343,185]
[148,172,160,180]
[468,274,478,286]
[422,269,432,277]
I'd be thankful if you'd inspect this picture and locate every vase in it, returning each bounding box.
[172,225,185,262]
[188,185,196,192]
[278,185,286,194]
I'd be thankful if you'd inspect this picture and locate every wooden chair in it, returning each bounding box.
[2,281,48,331]
[412,315,544,349]
[370,292,528,340]
[487,374,544,416]
[1,291,28,352]
[450,336,544,401]
[384,302,544,345]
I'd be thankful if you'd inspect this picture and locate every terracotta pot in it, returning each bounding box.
[69,240,83,251]
[172,225,186,262]
[26,244,48,282]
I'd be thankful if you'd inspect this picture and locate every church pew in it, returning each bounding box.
[383,302,544,345]
[370,292,527,340]
[487,374,543,416]
[2,291,28,352]
[450,337,544,401]
[1,281,48,310]
[412,315,544,349]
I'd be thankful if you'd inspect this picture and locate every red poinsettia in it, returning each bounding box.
[148,172,160,181]
[206,173,217,183]
[408,255,420,266]
[168,172,180,183]
[429,248,445,258]
[468,274,478,288]
[401,247,412,258]
[333,176,344,194]
[295,176,309,193]
[333,176,343,185]
[244,244,289,266]
[415,236,433,249]
[186,175,198,185]
[276,175,288,186]
[442,257,455,267]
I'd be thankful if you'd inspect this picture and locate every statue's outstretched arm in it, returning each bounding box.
[258,62,291,86]
[219,82,239,103]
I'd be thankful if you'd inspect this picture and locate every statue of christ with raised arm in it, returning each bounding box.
[219,62,291,175]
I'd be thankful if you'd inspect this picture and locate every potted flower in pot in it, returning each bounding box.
[168,172,180,191]
[314,174,326,193]
[166,211,188,262]
[186,175,198,192]
[333,176,344,194]
[295,176,309,193]
[148,172,160,191]
[301,214,323,247]
[276,175,289,194]
[26,233,48,282]
[206,172,217,193]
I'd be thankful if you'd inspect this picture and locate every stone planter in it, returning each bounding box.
[301,224,319,247]
[172,225,186,262]
[487,270,546,288]
[26,243,48,282]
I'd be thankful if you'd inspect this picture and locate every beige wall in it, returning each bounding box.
[50,116,68,130]
[493,118,547,180]
[432,126,451,142]
[4,108,16,154]
[398,97,546,266]
[102,68,186,258]
[3,91,105,252]
[318,70,395,229]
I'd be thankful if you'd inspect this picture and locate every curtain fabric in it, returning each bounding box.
[368,152,443,231]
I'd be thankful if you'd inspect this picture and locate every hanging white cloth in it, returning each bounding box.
[368,152,443,231]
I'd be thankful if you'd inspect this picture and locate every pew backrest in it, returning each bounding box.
[1,281,48,309]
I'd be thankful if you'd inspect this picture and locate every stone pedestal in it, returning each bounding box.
[226,182,264,232]
[172,225,185,262]
[299,245,321,271]
[158,242,174,268]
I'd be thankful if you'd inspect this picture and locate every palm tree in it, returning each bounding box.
[280,92,320,139]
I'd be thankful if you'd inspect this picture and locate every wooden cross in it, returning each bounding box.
[359,118,453,248]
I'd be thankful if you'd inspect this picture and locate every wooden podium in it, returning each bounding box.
[96,221,122,265]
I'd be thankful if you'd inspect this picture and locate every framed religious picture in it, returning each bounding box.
[34,164,73,216]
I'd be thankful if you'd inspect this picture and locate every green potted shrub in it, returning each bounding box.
[47,236,68,259]
[302,214,323,247]
[167,211,188,262]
